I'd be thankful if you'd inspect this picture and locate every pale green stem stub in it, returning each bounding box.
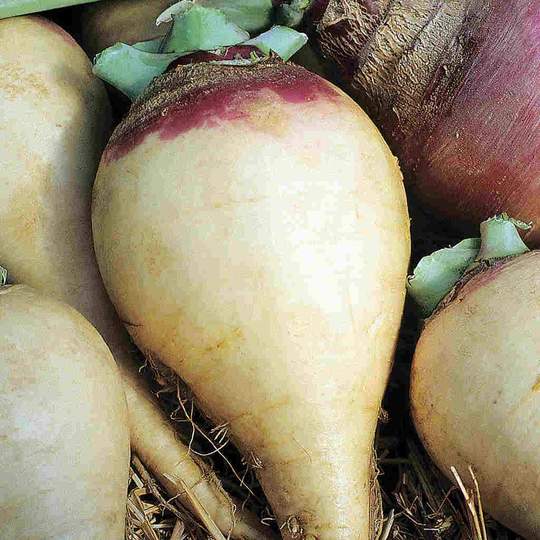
[93,42,184,101]
[475,215,530,261]
[198,0,274,33]
[92,5,252,100]
[408,215,531,317]
[157,0,274,33]
[160,5,249,54]
[407,238,481,318]
[93,2,309,101]
[244,25,308,61]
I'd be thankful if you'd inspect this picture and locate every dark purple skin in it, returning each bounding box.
[102,62,339,164]
[310,0,540,246]
[411,2,540,245]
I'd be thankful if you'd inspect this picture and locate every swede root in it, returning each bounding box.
[92,55,411,538]
[308,0,540,245]
[409,217,540,537]
[0,285,130,540]
[0,16,271,540]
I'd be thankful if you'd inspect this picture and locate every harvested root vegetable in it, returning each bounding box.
[409,216,540,538]
[80,0,173,57]
[301,0,540,245]
[0,284,130,540]
[0,16,271,539]
[92,7,411,536]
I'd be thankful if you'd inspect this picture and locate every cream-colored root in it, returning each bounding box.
[0,16,272,540]
[411,253,540,538]
[0,286,130,540]
[92,65,410,538]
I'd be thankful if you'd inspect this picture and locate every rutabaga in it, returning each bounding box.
[92,37,410,540]
[0,285,130,540]
[409,216,540,538]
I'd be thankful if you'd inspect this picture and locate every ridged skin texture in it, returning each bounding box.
[93,62,410,539]
[412,252,540,538]
[0,286,130,540]
[0,16,271,540]
[313,0,540,245]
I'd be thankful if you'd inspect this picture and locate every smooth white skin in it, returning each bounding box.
[412,252,540,538]
[93,81,411,539]
[0,286,130,540]
[0,15,111,319]
[0,17,270,539]
[81,0,172,56]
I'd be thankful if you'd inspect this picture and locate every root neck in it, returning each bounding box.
[314,0,490,148]
[103,60,335,163]
[409,216,530,318]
